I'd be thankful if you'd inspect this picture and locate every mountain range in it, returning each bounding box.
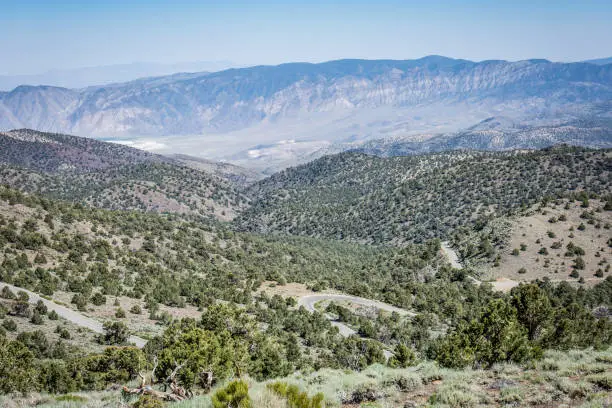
[0,56,611,171]
[1,56,610,136]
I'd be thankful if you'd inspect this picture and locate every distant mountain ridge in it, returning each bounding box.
[583,57,612,66]
[346,116,612,157]
[1,56,610,139]
[0,60,235,91]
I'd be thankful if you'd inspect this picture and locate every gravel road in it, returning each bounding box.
[298,293,412,359]
[441,241,463,269]
[439,242,519,292]
[298,293,412,337]
[1,282,146,348]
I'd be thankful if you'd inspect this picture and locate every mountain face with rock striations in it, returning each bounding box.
[1,56,611,139]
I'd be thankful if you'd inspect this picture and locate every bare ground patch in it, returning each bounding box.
[493,199,611,286]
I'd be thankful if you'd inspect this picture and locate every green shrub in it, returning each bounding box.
[116,308,126,318]
[499,387,523,404]
[35,300,48,315]
[2,318,17,331]
[390,373,422,391]
[342,382,381,404]
[586,373,612,390]
[91,292,106,306]
[56,326,71,339]
[30,310,44,325]
[212,380,252,408]
[267,381,324,408]
[428,383,476,407]
[435,299,536,368]
[131,395,165,408]
[388,344,417,368]
[99,321,129,345]
[1,286,16,299]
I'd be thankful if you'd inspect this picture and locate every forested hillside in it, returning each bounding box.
[0,129,163,172]
[0,185,611,407]
[236,146,611,244]
[0,133,611,407]
[0,129,249,220]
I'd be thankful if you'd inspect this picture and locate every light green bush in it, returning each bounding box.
[586,373,612,390]
[428,383,476,407]
[267,381,324,408]
[212,380,252,408]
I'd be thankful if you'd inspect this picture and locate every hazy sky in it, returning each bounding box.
[1,0,611,75]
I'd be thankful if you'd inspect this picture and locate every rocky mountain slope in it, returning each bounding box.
[1,57,610,140]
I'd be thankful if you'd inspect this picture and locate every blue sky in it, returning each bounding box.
[1,0,611,74]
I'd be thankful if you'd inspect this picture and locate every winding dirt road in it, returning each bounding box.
[439,242,519,292]
[298,293,412,337]
[0,282,146,348]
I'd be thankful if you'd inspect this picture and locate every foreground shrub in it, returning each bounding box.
[434,299,538,368]
[267,381,324,408]
[428,383,476,407]
[212,380,252,408]
[341,382,383,404]
[132,395,165,408]
[586,373,612,390]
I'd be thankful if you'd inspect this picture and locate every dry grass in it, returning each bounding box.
[3,347,611,407]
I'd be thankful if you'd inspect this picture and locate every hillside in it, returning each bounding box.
[0,129,164,172]
[481,198,611,285]
[0,129,249,220]
[168,153,261,185]
[235,146,612,244]
[0,150,610,406]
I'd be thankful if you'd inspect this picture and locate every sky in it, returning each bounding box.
[1,0,611,75]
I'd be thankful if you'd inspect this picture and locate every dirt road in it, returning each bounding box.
[440,241,463,269]
[298,293,412,337]
[1,282,146,348]
[439,242,519,292]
